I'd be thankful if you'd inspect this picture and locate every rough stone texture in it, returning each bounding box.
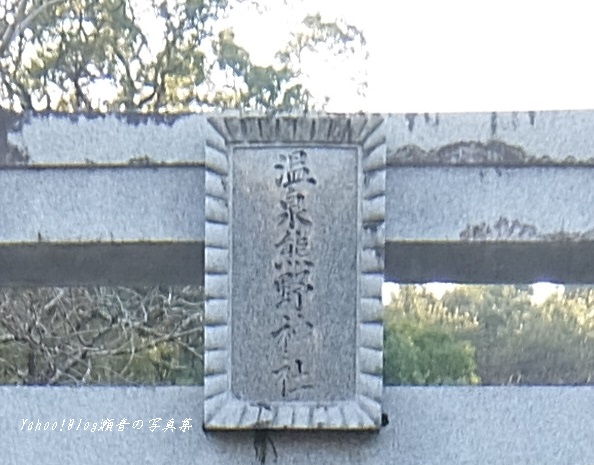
[6,110,594,167]
[204,116,385,430]
[387,110,594,164]
[391,140,548,166]
[2,386,594,465]
[4,165,594,245]
[4,168,594,285]
[0,242,203,287]
[3,112,208,166]
[387,166,594,241]
[2,110,594,458]
[385,242,594,284]
[206,115,384,145]
[0,167,204,242]
[230,147,359,403]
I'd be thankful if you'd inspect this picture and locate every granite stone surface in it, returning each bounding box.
[386,110,594,164]
[203,116,385,430]
[0,167,204,242]
[2,386,594,465]
[3,112,208,166]
[6,110,594,167]
[231,146,358,403]
[387,166,594,241]
[3,165,594,245]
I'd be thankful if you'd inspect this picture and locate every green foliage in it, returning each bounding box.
[384,284,594,386]
[0,0,366,112]
[277,13,366,66]
[385,319,479,385]
[384,286,480,385]
[211,28,298,110]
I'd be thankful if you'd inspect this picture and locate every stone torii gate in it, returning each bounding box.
[2,109,594,464]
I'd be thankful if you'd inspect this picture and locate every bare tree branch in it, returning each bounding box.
[0,0,28,58]
[0,0,65,58]
[0,286,203,385]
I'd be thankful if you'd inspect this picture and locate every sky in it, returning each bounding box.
[225,0,594,113]
[381,282,564,306]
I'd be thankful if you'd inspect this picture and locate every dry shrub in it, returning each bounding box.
[0,286,204,385]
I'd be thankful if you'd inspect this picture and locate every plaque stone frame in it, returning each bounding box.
[203,116,385,430]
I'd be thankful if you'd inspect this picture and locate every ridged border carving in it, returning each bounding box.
[204,116,385,430]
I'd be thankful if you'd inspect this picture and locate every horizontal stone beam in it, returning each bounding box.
[2,386,593,465]
[2,164,594,285]
[4,241,594,286]
[387,241,594,284]
[1,111,207,166]
[6,110,594,167]
[3,110,594,286]
[3,166,593,244]
[0,242,203,287]
[0,167,204,243]
[388,166,594,242]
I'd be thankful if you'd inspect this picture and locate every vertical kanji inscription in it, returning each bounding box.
[271,150,316,398]
[230,146,358,404]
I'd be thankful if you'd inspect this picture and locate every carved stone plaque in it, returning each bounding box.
[204,116,385,430]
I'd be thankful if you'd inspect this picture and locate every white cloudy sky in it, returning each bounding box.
[226,0,594,113]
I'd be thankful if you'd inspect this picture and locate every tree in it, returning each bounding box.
[385,284,594,386]
[441,285,594,385]
[0,286,203,385]
[0,0,366,113]
[384,319,480,386]
[384,286,480,385]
